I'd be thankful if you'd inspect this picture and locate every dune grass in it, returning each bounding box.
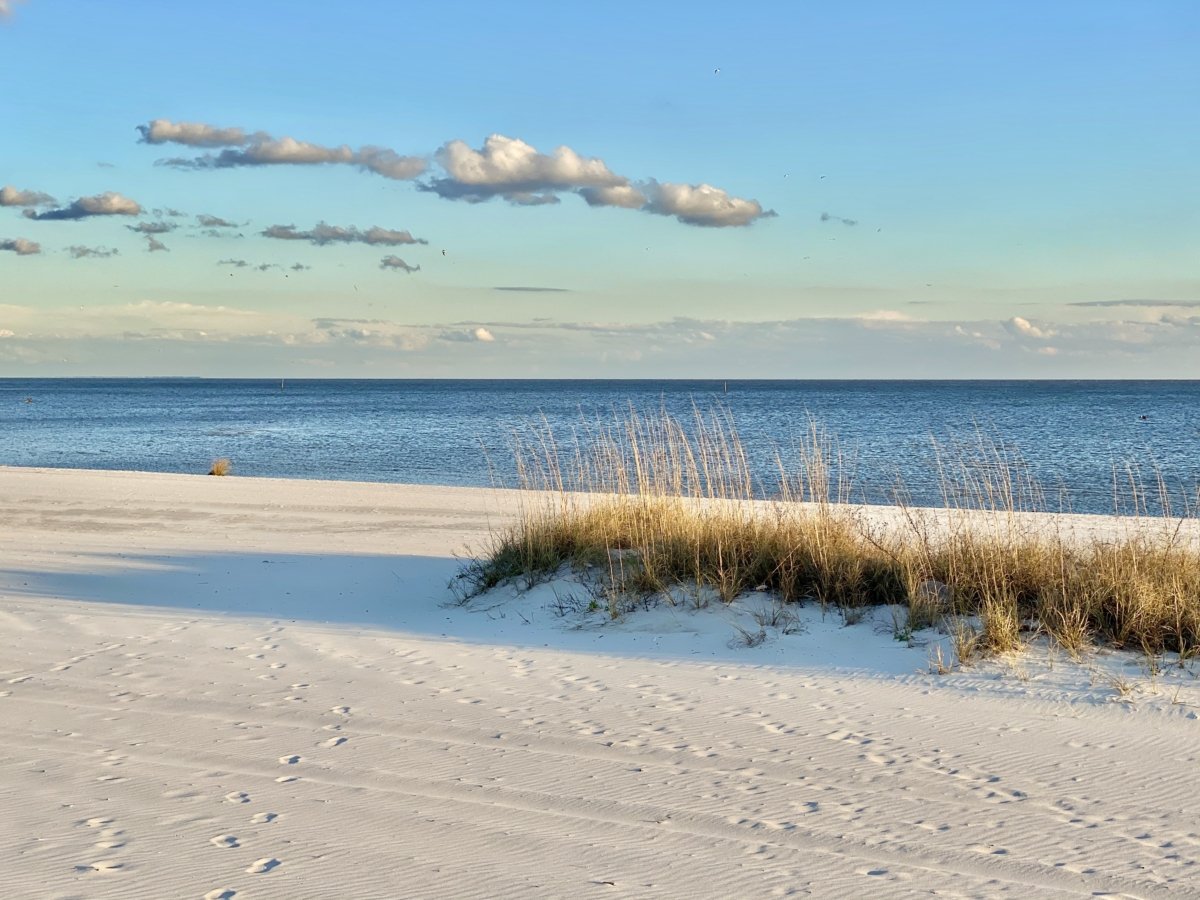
[456,406,1200,661]
[208,457,233,476]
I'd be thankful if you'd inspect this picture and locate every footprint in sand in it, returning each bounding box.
[275,775,299,784]
[246,857,281,874]
[75,860,123,873]
[224,791,251,804]
[210,834,240,848]
[330,706,351,716]
[279,755,302,765]
[203,890,236,900]
[85,816,115,828]
[321,736,347,749]
[7,676,31,684]
[250,812,278,824]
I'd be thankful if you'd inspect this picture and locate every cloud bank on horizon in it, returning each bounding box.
[4,300,1199,378]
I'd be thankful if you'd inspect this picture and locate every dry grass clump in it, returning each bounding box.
[208,457,233,476]
[456,405,1200,661]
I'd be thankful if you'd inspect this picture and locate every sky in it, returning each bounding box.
[1,0,1198,377]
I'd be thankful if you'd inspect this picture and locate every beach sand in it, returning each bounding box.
[2,466,1199,898]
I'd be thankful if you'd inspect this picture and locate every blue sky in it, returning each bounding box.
[1,0,1197,376]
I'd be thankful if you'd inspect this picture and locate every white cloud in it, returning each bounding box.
[379,255,420,273]
[1006,316,1055,340]
[142,119,427,180]
[263,223,426,247]
[423,134,773,227]
[139,119,774,229]
[197,214,238,228]
[425,134,627,203]
[68,245,118,259]
[5,304,1200,376]
[579,183,647,209]
[127,220,175,234]
[0,185,55,207]
[26,191,141,220]
[0,237,39,255]
[642,180,775,228]
[138,120,254,147]
[853,309,913,323]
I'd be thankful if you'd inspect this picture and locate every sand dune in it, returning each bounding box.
[2,466,1198,899]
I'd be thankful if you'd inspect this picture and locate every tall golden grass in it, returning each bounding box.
[458,406,1200,660]
[208,457,233,476]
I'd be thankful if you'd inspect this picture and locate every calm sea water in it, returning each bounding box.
[2,379,1198,516]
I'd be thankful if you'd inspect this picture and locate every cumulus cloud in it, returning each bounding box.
[0,237,40,255]
[423,134,774,227]
[641,180,775,227]
[140,119,426,180]
[380,255,419,273]
[820,212,858,226]
[139,119,774,229]
[290,263,310,271]
[146,236,169,252]
[423,134,628,204]
[197,214,238,228]
[581,177,774,227]
[68,245,118,259]
[127,220,175,234]
[0,185,56,207]
[218,258,249,268]
[138,120,257,147]
[473,327,495,342]
[25,191,141,221]
[262,222,426,247]
[579,183,647,209]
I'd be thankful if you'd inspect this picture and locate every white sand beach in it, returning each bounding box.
[2,466,1199,899]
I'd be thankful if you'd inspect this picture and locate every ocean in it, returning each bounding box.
[2,379,1198,516]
